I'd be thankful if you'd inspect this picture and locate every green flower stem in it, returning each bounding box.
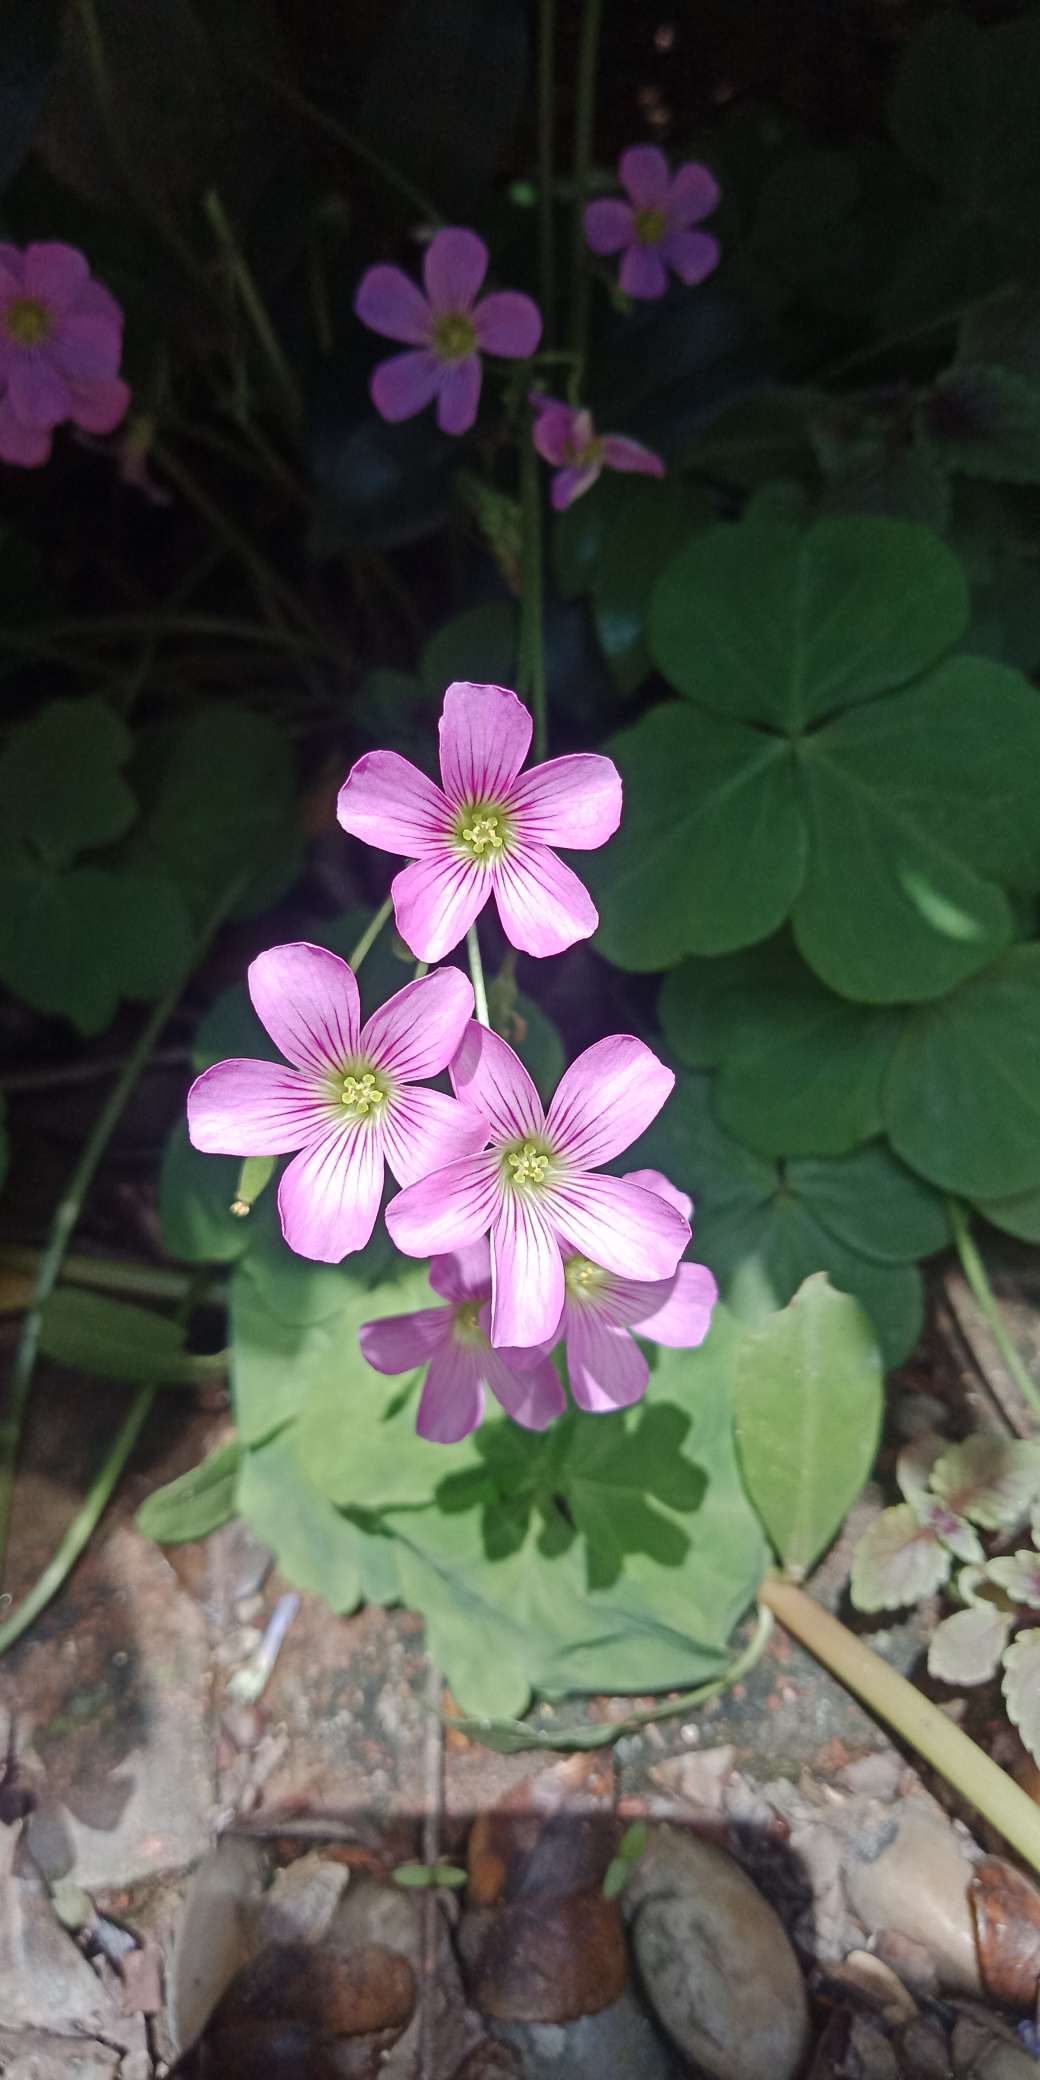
[467,926,491,1029]
[518,428,549,763]
[204,189,305,426]
[537,0,558,339]
[0,1383,156,1659]
[949,1199,1040,1422]
[0,878,243,1587]
[348,896,394,974]
[0,1247,205,1304]
[760,1574,1040,1879]
[236,59,442,227]
[568,0,603,361]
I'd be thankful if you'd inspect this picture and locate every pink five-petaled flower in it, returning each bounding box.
[186,943,486,1264]
[530,393,665,511]
[557,1169,717,1412]
[337,679,622,964]
[585,146,720,301]
[385,1023,691,1350]
[355,226,542,437]
[360,1237,566,1443]
[0,242,129,467]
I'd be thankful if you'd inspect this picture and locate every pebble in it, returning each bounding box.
[492,1987,683,2078]
[624,1826,810,2080]
[843,1801,981,1994]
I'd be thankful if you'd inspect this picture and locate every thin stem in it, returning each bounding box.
[151,444,320,637]
[949,1199,1040,1421]
[0,614,337,662]
[536,0,557,340]
[467,926,490,1029]
[1,1045,189,1093]
[0,879,242,1584]
[348,896,394,974]
[568,0,603,359]
[0,1248,211,1304]
[235,59,442,227]
[204,189,304,426]
[0,1384,155,1657]
[518,428,549,762]
[760,1574,1040,1879]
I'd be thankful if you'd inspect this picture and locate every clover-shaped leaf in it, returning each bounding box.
[931,1435,1040,1531]
[1003,1629,1040,1766]
[0,697,136,869]
[851,1505,952,1612]
[928,1603,1011,1685]
[884,948,1040,1199]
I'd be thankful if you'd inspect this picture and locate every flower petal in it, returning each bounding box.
[531,398,577,466]
[663,229,721,287]
[417,1342,486,1442]
[337,748,451,857]
[24,242,90,314]
[354,262,431,344]
[633,1261,717,1347]
[381,1085,489,1188]
[0,393,50,465]
[435,354,482,435]
[9,355,71,429]
[53,312,123,380]
[546,1173,690,1281]
[438,680,532,805]
[423,227,488,312]
[566,1308,649,1413]
[371,348,441,422]
[473,291,542,358]
[73,276,124,329]
[619,145,671,207]
[551,463,601,510]
[187,1058,320,1154]
[391,851,488,963]
[278,1118,383,1261]
[584,198,635,254]
[601,433,666,478]
[362,965,474,1079]
[484,1347,567,1429]
[449,1021,544,1142]
[619,245,669,299]
[493,844,598,957]
[622,1168,693,1223]
[509,753,622,851]
[67,374,130,434]
[360,1303,453,1373]
[248,942,360,1073]
[547,1035,674,1167]
[386,1151,503,1258]
[429,1235,492,1302]
[667,162,721,226]
[490,1191,564,1348]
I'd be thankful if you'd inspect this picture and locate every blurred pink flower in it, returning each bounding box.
[355,226,542,435]
[531,393,665,509]
[386,1024,691,1349]
[337,679,621,963]
[360,1237,565,1441]
[555,1168,717,1412]
[0,242,129,467]
[187,943,485,1263]
[585,145,720,300]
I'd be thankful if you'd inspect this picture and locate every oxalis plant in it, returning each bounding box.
[2,0,1040,1883]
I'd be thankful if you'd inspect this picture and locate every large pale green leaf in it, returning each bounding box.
[889,12,1040,220]
[650,518,967,731]
[732,1274,883,1577]
[237,1434,368,1614]
[883,946,1040,1197]
[0,698,135,868]
[589,703,804,971]
[137,1443,242,1545]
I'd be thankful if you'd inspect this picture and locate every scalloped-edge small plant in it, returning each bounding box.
[851,1433,1040,1764]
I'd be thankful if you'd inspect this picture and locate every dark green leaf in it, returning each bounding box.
[0,863,192,1036]
[137,1443,242,1545]
[976,1185,1040,1246]
[128,707,299,922]
[563,1402,707,1590]
[888,13,1040,220]
[658,941,803,1070]
[712,966,903,1158]
[0,698,135,869]
[593,482,712,697]
[789,1145,949,1265]
[38,1289,207,1386]
[420,602,518,700]
[884,946,1040,1198]
[551,477,625,600]
[159,1125,252,1266]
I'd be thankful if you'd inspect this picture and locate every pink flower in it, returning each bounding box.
[556,1169,717,1413]
[337,679,622,963]
[355,226,542,436]
[0,242,129,467]
[585,146,720,301]
[531,393,665,510]
[360,1237,565,1442]
[186,943,486,1264]
[385,1023,691,1349]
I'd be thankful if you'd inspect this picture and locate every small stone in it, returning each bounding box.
[827,1949,917,2024]
[625,1826,809,2080]
[492,1986,682,2079]
[252,1851,350,1950]
[222,1704,263,1752]
[844,1801,981,1994]
[213,1939,415,2038]
[461,1891,627,2023]
[120,1942,164,2015]
[970,1856,1040,2011]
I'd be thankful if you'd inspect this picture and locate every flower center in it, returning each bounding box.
[6,297,51,346]
[455,802,510,865]
[564,1254,610,1299]
[339,1067,388,1117]
[433,311,478,363]
[635,207,668,246]
[505,1139,551,1189]
[454,1298,484,1343]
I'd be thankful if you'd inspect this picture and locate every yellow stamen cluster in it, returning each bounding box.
[507,1141,549,1187]
[635,207,667,246]
[6,298,50,346]
[433,311,478,363]
[564,1255,607,1296]
[461,812,504,856]
[341,1071,384,1113]
[454,1298,484,1342]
